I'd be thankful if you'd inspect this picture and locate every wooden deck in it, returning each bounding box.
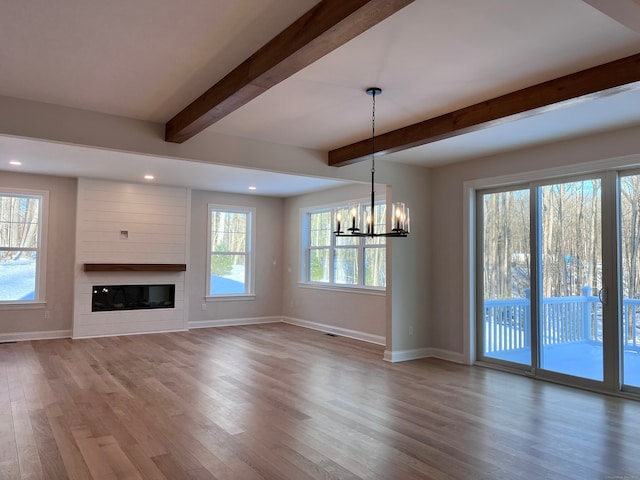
[486,341,640,385]
[2,323,640,479]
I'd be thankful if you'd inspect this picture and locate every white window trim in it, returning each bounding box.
[300,197,387,291]
[205,204,256,299]
[0,188,48,306]
[297,282,385,296]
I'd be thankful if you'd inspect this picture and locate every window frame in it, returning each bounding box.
[0,188,48,307]
[301,198,387,292]
[205,204,256,301]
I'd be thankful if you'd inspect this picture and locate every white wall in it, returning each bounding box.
[188,190,284,327]
[73,179,189,337]
[0,172,77,340]
[381,162,431,361]
[283,183,387,344]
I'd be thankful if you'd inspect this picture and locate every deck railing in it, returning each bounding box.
[484,287,640,354]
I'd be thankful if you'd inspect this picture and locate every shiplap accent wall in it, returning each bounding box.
[73,179,190,338]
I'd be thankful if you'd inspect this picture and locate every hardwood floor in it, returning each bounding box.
[1,323,640,479]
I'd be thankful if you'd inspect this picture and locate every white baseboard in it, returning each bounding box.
[0,329,72,343]
[72,328,187,340]
[282,316,385,345]
[383,347,430,362]
[383,347,467,364]
[189,316,282,329]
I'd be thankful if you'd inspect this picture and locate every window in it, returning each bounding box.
[303,201,386,289]
[0,190,47,303]
[207,205,255,298]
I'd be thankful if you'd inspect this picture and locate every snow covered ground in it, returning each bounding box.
[0,256,36,301]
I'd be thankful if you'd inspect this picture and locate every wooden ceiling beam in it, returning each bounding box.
[329,53,640,167]
[165,0,415,144]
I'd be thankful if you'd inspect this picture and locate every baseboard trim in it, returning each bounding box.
[383,347,467,364]
[282,317,385,345]
[188,316,282,329]
[72,328,187,340]
[0,329,72,343]
[383,347,430,362]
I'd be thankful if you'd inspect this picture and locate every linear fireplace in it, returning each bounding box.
[92,284,175,312]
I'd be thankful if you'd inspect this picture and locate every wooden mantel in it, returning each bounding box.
[83,264,187,272]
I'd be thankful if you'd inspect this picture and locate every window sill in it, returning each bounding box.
[298,283,386,296]
[205,294,256,302]
[0,301,46,311]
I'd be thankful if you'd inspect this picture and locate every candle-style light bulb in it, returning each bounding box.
[405,207,410,233]
[336,211,342,233]
[366,214,372,234]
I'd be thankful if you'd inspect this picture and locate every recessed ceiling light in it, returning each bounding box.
[248,186,257,190]
[144,174,155,180]
[9,160,22,166]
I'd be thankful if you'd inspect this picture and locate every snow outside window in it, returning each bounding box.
[207,205,255,298]
[0,191,46,303]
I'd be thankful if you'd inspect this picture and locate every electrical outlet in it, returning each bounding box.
[44,310,50,319]
[201,303,207,311]
[409,325,414,336]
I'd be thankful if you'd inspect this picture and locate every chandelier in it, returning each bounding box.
[334,87,410,238]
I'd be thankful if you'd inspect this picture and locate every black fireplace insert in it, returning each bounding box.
[92,284,175,312]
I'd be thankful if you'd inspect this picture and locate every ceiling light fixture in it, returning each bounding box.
[248,186,257,191]
[334,88,410,238]
[144,174,155,180]
[9,160,22,166]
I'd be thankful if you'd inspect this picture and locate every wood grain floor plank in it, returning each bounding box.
[10,394,44,480]
[3,324,640,479]
[118,444,168,480]
[29,409,71,480]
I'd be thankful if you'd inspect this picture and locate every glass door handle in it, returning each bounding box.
[598,287,608,306]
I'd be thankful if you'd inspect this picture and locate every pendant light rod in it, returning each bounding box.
[367,87,380,233]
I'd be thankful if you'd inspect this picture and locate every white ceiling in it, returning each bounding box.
[0,136,350,196]
[1,0,640,194]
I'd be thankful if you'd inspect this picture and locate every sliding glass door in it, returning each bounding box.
[538,179,603,381]
[479,188,531,368]
[477,174,614,390]
[619,173,640,390]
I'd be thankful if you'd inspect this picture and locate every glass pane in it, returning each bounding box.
[335,248,358,285]
[539,180,602,381]
[0,195,40,248]
[0,250,37,301]
[209,254,246,294]
[211,231,230,252]
[620,174,640,388]
[364,247,386,287]
[365,203,386,245]
[481,190,531,366]
[309,248,330,282]
[211,211,247,253]
[310,211,331,247]
[228,232,247,253]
